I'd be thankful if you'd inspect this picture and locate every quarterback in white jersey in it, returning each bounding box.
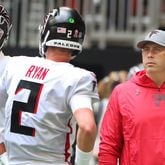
[0,56,99,164]
[0,7,99,165]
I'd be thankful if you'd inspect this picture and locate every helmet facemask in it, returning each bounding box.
[0,5,12,50]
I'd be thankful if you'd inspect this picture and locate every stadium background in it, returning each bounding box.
[1,0,165,81]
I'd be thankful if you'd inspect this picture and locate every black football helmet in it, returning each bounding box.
[39,6,85,57]
[0,4,12,50]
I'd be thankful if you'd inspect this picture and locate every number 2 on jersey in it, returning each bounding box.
[10,80,43,136]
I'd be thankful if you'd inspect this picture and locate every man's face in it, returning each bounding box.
[141,42,165,74]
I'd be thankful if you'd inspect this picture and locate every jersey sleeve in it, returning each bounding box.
[74,71,99,100]
[69,70,99,113]
[98,87,123,164]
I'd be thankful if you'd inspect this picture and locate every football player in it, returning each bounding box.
[0,7,99,165]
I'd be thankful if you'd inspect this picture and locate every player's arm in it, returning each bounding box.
[74,107,96,152]
[70,71,99,165]
[71,95,97,165]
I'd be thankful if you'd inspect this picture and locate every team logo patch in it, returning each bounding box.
[153,93,165,106]
[73,29,83,38]
[0,5,10,25]
[73,29,79,38]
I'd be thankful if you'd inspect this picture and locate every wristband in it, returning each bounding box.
[0,152,8,165]
[75,145,92,165]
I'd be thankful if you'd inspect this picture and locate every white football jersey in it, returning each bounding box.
[0,53,10,143]
[0,56,99,165]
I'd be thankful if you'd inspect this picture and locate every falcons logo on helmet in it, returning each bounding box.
[0,5,12,49]
[0,5,10,25]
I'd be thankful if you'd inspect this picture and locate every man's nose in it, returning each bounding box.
[146,50,154,57]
